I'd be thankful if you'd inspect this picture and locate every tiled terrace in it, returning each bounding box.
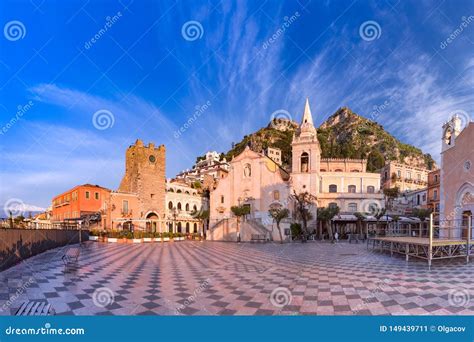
[1,240,473,315]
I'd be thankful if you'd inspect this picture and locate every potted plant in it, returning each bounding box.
[153,232,162,242]
[143,231,153,243]
[89,230,99,241]
[108,231,118,243]
[162,232,170,242]
[132,231,143,243]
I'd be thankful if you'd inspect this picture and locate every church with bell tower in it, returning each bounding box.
[291,98,321,196]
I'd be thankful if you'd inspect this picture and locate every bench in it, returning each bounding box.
[251,234,267,242]
[15,301,55,316]
[62,247,80,266]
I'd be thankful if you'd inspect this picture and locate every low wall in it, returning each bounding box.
[0,229,89,271]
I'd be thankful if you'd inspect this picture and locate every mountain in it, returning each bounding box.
[201,106,436,172]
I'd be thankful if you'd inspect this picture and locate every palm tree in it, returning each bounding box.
[191,208,210,238]
[231,205,250,242]
[412,208,432,237]
[317,206,340,242]
[354,212,365,238]
[290,191,316,242]
[268,206,289,243]
[374,208,387,236]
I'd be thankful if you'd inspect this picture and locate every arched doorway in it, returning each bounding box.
[146,212,159,232]
[177,222,182,233]
[193,223,197,233]
[123,221,133,232]
[186,222,190,233]
[454,183,474,239]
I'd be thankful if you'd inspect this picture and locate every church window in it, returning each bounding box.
[177,202,182,210]
[329,184,337,193]
[348,185,356,193]
[335,169,343,172]
[273,190,280,200]
[367,186,375,194]
[122,200,129,214]
[348,203,357,212]
[168,201,173,209]
[300,152,309,173]
[193,205,197,211]
[221,195,224,204]
[185,203,190,211]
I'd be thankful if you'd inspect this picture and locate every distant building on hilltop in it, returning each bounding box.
[176,151,229,184]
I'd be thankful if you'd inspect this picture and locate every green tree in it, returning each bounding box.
[412,208,432,237]
[367,150,385,172]
[291,191,316,242]
[317,206,340,242]
[383,187,400,210]
[191,208,210,236]
[268,206,289,243]
[231,205,250,242]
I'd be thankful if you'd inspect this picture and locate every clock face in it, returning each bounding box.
[149,155,156,163]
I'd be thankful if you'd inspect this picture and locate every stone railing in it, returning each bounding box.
[0,228,88,271]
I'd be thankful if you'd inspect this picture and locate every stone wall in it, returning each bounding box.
[0,229,88,271]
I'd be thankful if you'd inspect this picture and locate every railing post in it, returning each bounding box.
[428,213,433,270]
[467,216,471,263]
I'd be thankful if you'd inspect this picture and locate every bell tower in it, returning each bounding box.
[119,139,166,219]
[291,98,321,196]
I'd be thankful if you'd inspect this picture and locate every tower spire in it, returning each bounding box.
[301,97,314,126]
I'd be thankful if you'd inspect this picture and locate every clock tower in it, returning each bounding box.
[119,139,166,220]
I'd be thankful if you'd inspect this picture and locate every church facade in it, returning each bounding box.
[440,115,474,237]
[209,99,383,242]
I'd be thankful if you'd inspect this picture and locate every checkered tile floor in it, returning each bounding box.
[1,241,473,315]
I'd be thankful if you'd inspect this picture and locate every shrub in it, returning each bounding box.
[290,223,302,238]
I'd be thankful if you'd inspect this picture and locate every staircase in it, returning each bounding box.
[246,219,272,241]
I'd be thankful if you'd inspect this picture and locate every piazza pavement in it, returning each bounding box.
[0,240,473,316]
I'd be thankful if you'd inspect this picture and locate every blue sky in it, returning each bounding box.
[0,0,473,210]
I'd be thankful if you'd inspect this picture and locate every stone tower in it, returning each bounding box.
[291,98,321,196]
[119,139,166,219]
